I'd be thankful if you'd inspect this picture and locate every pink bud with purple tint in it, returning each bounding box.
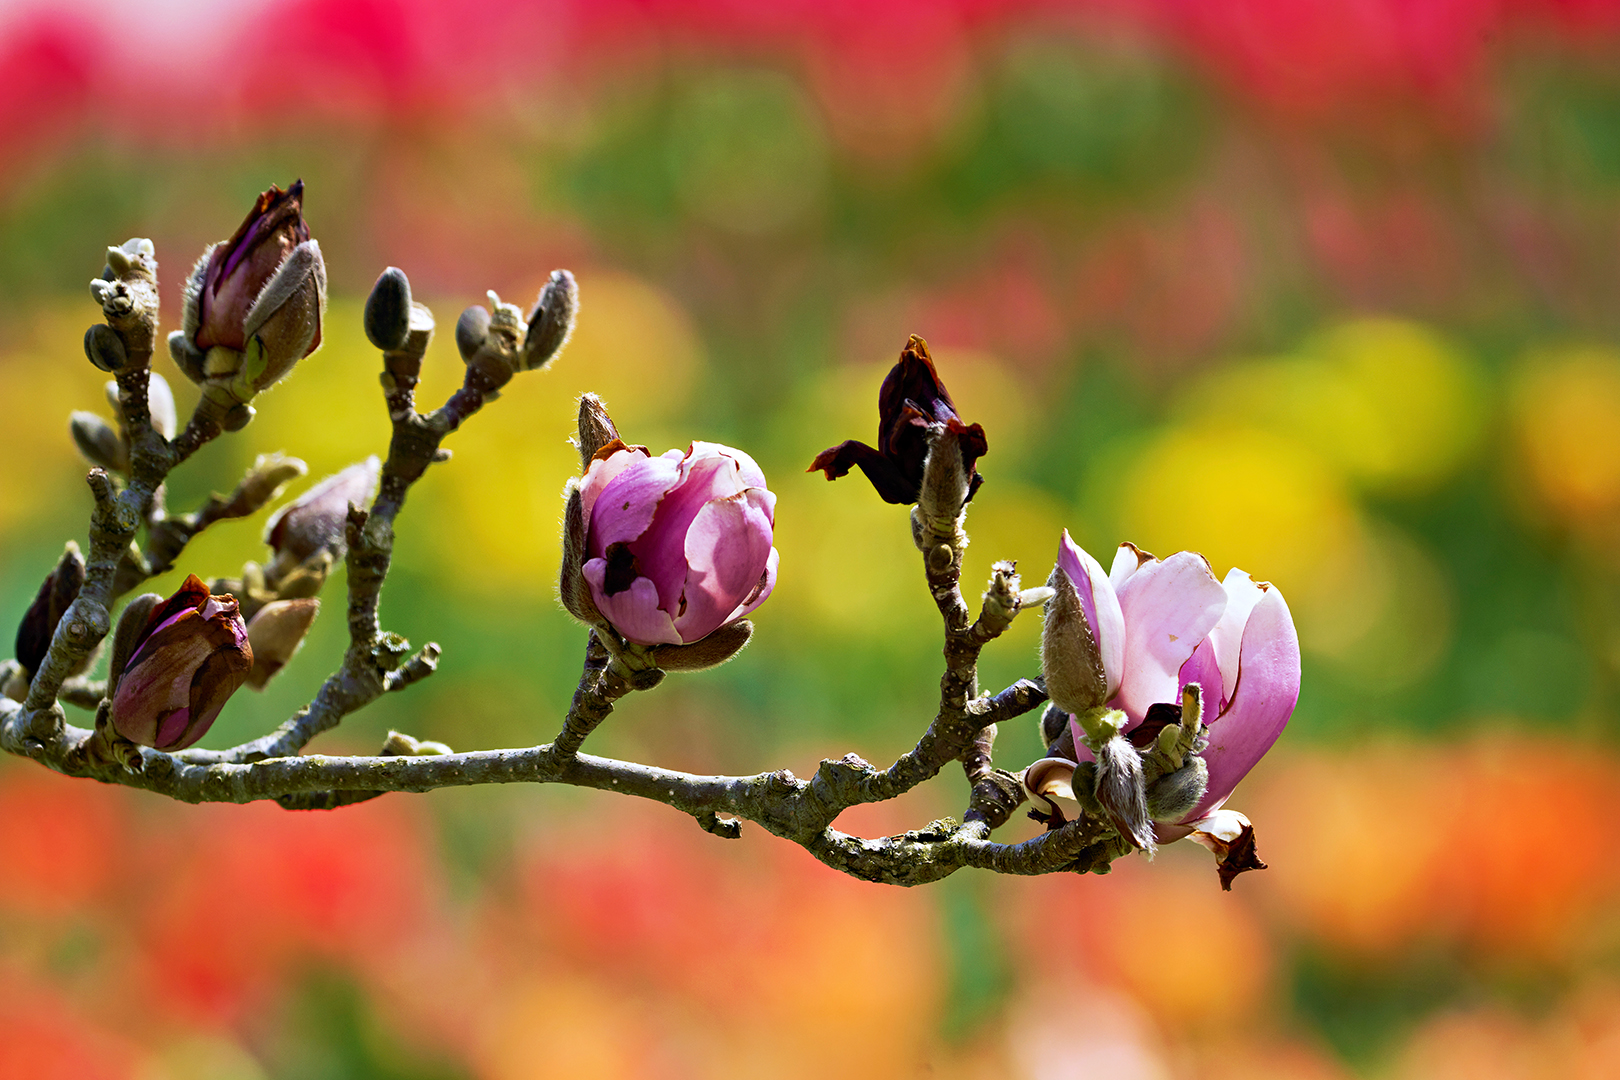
[580,441,778,647]
[109,575,252,751]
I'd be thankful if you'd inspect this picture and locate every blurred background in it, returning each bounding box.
[5,0,1620,1076]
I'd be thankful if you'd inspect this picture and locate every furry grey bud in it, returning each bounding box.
[365,267,413,351]
[71,411,128,473]
[649,620,753,671]
[575,394,620,471]
[1041,562,1108,717]
[84,323,127,372]
[522,269,577,370]
[1147,755,1208,823]
[15,542,87,677]
[1095,734,1155,855]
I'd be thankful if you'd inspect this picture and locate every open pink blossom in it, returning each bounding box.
[1039,540,1300,828]
[580,441,778,647]
[1098,544,1300,832]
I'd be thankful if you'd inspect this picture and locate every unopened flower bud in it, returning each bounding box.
[578,441,777,646]
[14,542,86,677]
[522,269,578,370]
[83,323,127,372]
[1041,531,1125,718]
[107,592,162,690]
[263,457,380,578]
[574,393,620,471]
[364,267,413,351]
[182,181,325,404]
[245,598,319,689]
[108,575,252,751]
[70,411,128,473]
[915,423,972,538]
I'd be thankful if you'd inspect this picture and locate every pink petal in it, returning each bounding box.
[1188,586,1300,821]
[672,490,775,643]
[1111,551,1227,725]
[687,440,769,495]
[580,446,652,522]
[1058,530,1126,700]
[1209,568,1264,705]
[581,560,683,645]
[1108,542,1155,591]
[728,545,779,623]
[587,455,681,556]
[1178,638,1225,718]
[632,452,742,611]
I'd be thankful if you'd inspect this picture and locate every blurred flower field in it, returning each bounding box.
[8,0,1620,1076]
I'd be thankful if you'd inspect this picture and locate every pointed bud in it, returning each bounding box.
[364,267,413,351]
[1188,809,1267,891]
[575,393,619,471]
[83,323,127,372]
[70,411,128,473]
[1094,734,1155,855]
[263,457,380,575]
[108,575,252,751]
[1040,531,1126,716]
[245,598,320,689]
[14,543,86,676]
[522,269,578,370]
[650,620,753,671]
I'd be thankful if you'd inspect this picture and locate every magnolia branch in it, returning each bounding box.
[0,204,1154,890]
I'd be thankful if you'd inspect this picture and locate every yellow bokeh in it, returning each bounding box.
[1188,317,1486,496]
[1511,345,1620,530]
[1116,423,1358,597]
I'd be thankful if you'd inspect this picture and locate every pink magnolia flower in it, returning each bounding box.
[1032,535,1301,847]
[1102,543,1300,832]
[580,441,778,647]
